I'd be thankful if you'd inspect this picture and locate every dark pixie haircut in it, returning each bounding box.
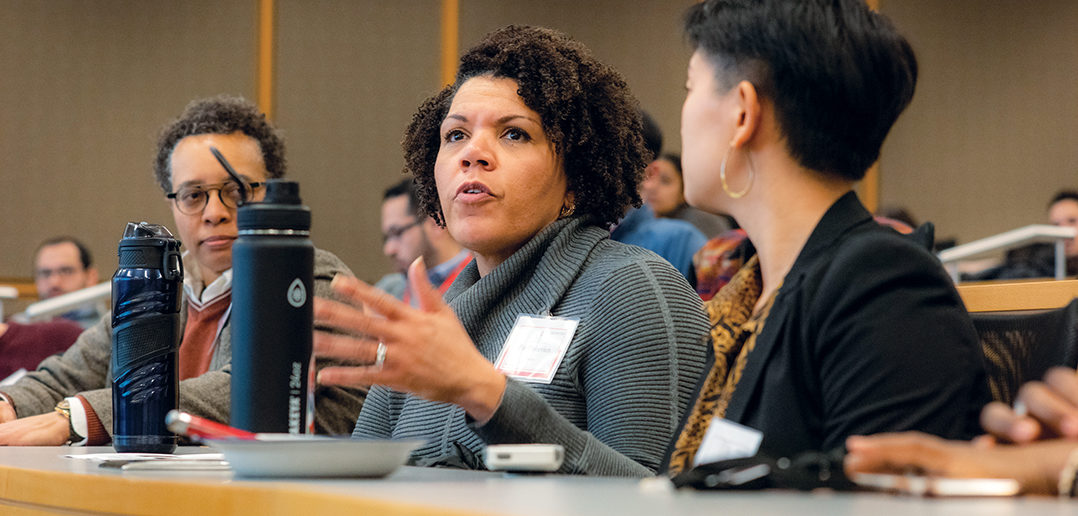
[35,236,93,269]
[153,95,286,193]
[402,25,649,229]
[1049,190,1078,209]
[684,0,918,181]
[383,178,421,216]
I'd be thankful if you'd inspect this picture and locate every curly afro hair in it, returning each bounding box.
[153,95,286,193]
[402,25,649,229]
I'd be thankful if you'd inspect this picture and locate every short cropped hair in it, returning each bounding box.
[383,179,421,216]
[1049,190,1078,209]
[402,25,649,229]
[683,0,918,181]
[35,236,93,269]
[153,95,286,193]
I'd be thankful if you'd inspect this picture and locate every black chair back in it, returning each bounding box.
[972,298,1078,404]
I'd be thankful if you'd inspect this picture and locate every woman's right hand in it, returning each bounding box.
[312,258,507,424]
[980,367,1078,444]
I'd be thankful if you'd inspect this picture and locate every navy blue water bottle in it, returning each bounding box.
[231,179,315,434]
[111,222,183,453]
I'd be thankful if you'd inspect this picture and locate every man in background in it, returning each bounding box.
[32,237,103,328]
[375,179,470,305]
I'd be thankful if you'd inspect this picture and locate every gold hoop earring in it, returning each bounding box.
[720,144,754,199]
[559,198,576,219]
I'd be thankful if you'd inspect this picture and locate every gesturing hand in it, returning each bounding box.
[314,257,506,423]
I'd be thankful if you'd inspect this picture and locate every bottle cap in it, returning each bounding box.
[237,179,311,233]
[117,222,182,279]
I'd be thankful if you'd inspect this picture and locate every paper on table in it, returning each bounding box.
[65,452,224,461]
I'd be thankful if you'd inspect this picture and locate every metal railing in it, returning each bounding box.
[19,282,111,321]
[938,224,1077,283]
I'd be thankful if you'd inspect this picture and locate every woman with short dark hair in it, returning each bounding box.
[666,0,987,474]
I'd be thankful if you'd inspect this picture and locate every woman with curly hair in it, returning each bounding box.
[314,25,709,476]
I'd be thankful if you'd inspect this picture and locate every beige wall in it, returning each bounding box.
[0,1,258,283]
[3,0,1077,290]
[879,0,1078,244]
[275,0,440,282]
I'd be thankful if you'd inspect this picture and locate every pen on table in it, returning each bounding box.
[165,410,258,441]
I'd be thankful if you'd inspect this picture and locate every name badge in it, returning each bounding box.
[493,314,578,384]
[692,417,763,467]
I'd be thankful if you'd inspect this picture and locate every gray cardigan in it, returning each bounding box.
[353,218,709,476]
[3,248,365,437]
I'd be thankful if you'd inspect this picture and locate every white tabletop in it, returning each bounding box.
[0,446,1073,516]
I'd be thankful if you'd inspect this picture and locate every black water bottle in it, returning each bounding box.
[231,179,315,434]
[112,222,183,453]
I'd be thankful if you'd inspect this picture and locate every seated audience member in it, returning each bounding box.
[665,0,986,475]
[1049,190,1078,274]
[875,205,918,230]
[0,96,364,445]
[694,217,914,301]
[315,26,710,477]
[642,153,733,237]
[376,179,470,305]
[612,204,706,283]
[32,237,104,329]
[0,320,83,380]
[846,367,1078,496]
[613,112,707,283]
[965,190,1078,281]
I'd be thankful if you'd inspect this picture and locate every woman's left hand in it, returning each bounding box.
[314,257,506,423]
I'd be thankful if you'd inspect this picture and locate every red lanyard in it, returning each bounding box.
[403,256,472,304]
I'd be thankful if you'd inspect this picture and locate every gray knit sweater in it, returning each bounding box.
[352,218,709,476]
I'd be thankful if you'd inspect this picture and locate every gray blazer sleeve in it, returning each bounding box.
[471,258,709,477]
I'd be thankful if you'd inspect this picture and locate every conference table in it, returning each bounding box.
[0,446,1073,515]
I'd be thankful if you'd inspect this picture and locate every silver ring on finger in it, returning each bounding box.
[1013,400,1028,417]
[374,341,387,370]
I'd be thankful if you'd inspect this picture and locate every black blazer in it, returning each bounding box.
[675,192,987,461]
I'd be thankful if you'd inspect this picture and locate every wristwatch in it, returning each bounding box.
[54,399,83,444]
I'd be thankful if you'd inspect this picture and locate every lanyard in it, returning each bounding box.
[403,256,473,305]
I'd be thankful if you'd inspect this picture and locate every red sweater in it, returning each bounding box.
[0,320,84,379]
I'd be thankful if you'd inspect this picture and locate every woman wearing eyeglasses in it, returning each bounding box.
[314,26,709,477]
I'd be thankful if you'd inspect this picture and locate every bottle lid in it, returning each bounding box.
[117,222,182,278]
[121,221,175,240]
[237,179,311,233]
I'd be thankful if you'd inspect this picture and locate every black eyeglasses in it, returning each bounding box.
[167,181,265,215]
[382,220,421,243]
